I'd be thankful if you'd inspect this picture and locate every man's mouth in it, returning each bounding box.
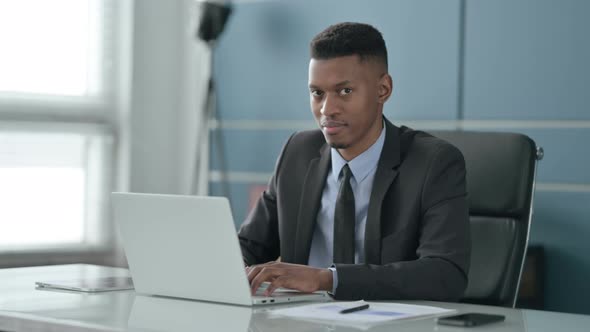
[321,120,347,135]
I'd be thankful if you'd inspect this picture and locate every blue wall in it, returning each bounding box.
[210,0,590,314]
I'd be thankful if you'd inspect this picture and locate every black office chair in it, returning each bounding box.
[429,130,543,307]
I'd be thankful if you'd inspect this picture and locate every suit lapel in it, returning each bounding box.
[293,144,331,264]
[364,119,401,264]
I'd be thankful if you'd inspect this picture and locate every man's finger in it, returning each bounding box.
[250,267,276,295]
[247,261,281,282]
[250,267,283,295]
[264,275,289,296]
[247,265,264,283]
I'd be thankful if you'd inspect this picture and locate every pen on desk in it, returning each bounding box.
[340,304,370,314]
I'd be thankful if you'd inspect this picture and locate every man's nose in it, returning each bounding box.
[320,94,338,116]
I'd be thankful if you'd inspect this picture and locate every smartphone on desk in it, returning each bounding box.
[437,313,505,327]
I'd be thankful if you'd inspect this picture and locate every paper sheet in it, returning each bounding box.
[269,300,455,328]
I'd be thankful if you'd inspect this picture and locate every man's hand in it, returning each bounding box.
[246,262,333,296]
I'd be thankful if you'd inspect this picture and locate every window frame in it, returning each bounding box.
[0,0,127,266]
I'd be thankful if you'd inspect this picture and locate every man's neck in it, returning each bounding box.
[338,118,384,161]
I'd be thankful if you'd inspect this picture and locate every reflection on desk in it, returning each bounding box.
[128,295,253,332]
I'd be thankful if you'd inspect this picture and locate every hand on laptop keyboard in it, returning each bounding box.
[245,262,333,296]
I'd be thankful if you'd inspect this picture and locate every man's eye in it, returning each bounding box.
[339,88,352,96]
[311,90,324,97]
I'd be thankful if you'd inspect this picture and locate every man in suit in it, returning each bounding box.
[240,22,470,301]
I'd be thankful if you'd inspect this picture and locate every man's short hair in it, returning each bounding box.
[310,22,388,69]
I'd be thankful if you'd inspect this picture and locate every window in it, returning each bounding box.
[0,0,105,98]
[0,0,121,254]
[0,127,113,250]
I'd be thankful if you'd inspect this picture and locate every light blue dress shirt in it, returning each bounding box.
[308,125,386,293]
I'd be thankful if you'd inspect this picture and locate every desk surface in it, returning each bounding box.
[0,264,587,332]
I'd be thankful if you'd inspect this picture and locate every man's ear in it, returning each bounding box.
[378,73,393,104]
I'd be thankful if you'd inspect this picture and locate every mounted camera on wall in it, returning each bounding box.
[197,0,232,45]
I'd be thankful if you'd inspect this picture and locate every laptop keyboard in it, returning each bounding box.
[254,283,307,298]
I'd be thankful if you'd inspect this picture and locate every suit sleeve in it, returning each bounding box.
[333,144,471,301]
[238,133,295,266]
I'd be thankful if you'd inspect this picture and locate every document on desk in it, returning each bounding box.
[269,300,455,328]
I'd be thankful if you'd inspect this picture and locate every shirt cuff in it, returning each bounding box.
[328,266,338,294]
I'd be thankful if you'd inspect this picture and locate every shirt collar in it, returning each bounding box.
[331,123,386,183]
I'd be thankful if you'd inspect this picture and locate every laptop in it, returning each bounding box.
[112,192,327,306]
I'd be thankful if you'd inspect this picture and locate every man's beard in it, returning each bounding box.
[329,142,349,149]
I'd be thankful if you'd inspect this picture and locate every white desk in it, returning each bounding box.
[0,264,587,331]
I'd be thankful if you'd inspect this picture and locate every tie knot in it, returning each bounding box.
[341,164,353,182]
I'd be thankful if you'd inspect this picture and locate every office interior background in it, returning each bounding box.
[0,0,588,316]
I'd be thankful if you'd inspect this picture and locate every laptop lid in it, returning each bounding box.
[112,193,253,306]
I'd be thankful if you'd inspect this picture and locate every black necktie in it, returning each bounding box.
[333,164,355,264]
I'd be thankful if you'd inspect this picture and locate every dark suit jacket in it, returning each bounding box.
[238,119,471,301]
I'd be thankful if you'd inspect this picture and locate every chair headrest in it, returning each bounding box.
[429,131,537,218]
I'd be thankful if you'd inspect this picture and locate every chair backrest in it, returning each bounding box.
[428,130,541,307]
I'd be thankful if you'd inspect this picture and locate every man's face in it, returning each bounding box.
[308,55,391,160]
